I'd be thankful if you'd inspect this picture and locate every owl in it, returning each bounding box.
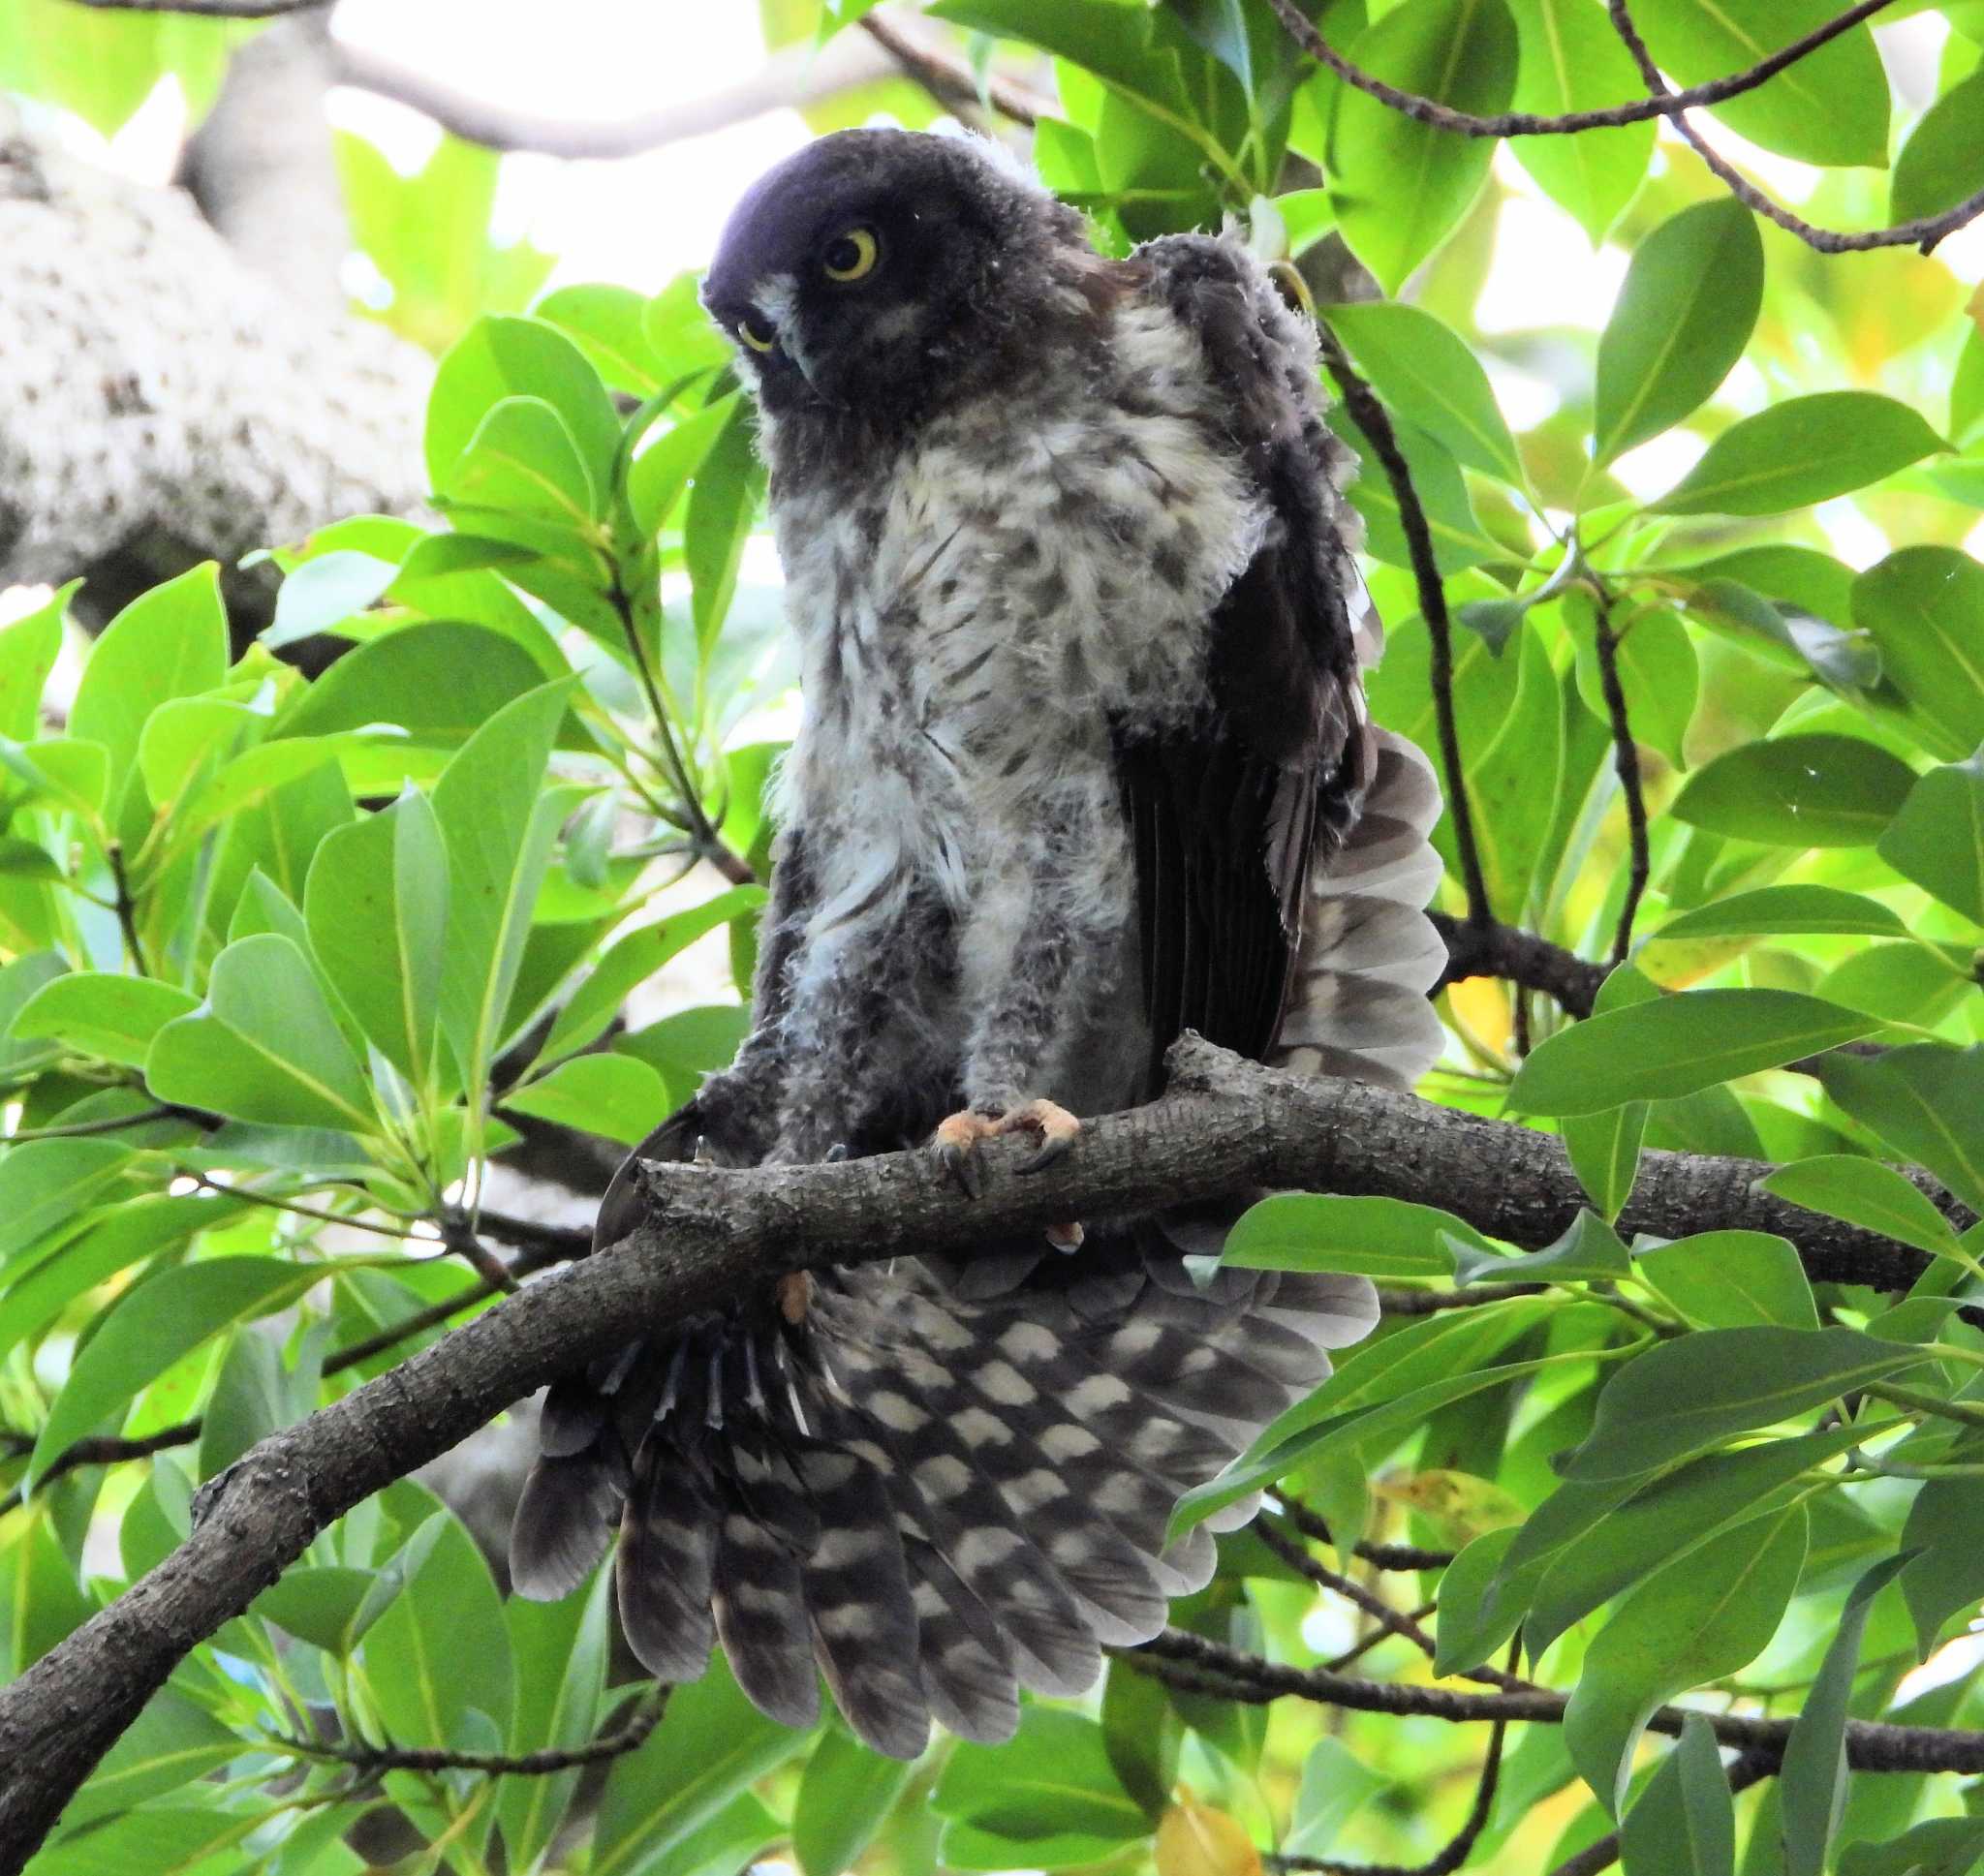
[512,129,1446,1759]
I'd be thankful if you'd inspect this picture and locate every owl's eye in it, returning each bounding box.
[822,226,880,282]
[737,311,778,354]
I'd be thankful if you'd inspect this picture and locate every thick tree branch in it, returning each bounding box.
[0,1036,1966,1863]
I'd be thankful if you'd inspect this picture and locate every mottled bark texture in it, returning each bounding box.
[0,108,428,622]
[0,1037,1959,1868]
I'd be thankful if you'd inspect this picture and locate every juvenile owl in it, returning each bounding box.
[512,129,1446,1758]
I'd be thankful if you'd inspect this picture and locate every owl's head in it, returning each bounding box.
[703,129,1100,434]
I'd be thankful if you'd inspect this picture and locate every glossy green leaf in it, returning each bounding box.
[629,391,744,536]
[439,393,598,523]
[60,1691,240,1832]
[1430,1526,1523,1676]
[1891,71,1984,224]
[1877,754,1984,925]
[277,620,554,749]
[251,1566,380,1652]
[266,549,398,649]
[503,1053,670,1146]
[497,1567,613,1874]
[1523,1424,1866,1660]
[1669,734,1917,847]
[1901,1476,1984,1656]
[428,681,574,1098]
[361,1509,514,1744]
[11,973,198,1072]
[686,394,765,654]
[0,1509,94,1676]
[1334,411,1504,572]
[1620,1715,1734,1876]
[1839,1817,1984,1876]
[934,1707,1147,1851]
[1324,301,1521,482]
[793,1727,919,1876]
[1565,1500,1806,1814]
[1651,886,1909,942]
[1758,1156,1967,1260]
[1564,1326,1919,1483]
[0,583,71,742]
[68,563,229,811]
[535,282,668,393]
[1629,0,1888,166]
[0,1138,135,1273]
[1815,1045,1984,1213]
[1325,0,1519,293]
[1222,1192,1488,1277]
[1504,0,1654,242]
[1655,395,1944,516]
[1451,1209,1631,1286]
[1636,1232,1818,1331]
[147,935,375,1133]
[1505,989,1880,1116]
[1781,1554,1913,1876]
[1593,199,1762,466]
[1853,548,1984,761]
[591,1652,809,1876]
[26,1256,322,1489]
[305,787,449,1089]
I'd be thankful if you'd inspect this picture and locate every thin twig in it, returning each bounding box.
[1137,1630,1984,1771]
[857,12,1044,126]
[1429,912,1605,1018]
[1588,588,1650,967]
[1263,0,1896,138]
[1280,1499,1457,1572]
[271,1690,666,1779]
[1316,324,1493,930]
[5,1105,180,1142]
[107,844,148,978]
[65,0,325,12]
[1602,0,1984,255]
[0,1421,202,1519]
[1323,1602,1440,1673]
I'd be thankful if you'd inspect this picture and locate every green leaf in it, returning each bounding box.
[1100,1654,1179,1822]
[1781,1554,1913,1876]
[1651,886,1909,942]
[1636,1232,1818,1331]
[60,1691,240,1832]
[534,282,668,394]
[1452,1209,1631,1286]
[503,1054,670,1147]
[251,1565,381,1652]
[685,395,765,654]
[1852,548,1984,761]
[440,394,599,523]
[1758,1156,1966,1261]
[361,1509,514,1744]
[1654,395,1945,516]
[1839,1817,1984,1876]
[305,787,449,1090]
[1955,326,1984,448]
[1285,1737,1392,1859]
[1891,71,1984,224]
[1506,989,1880,1117]
[147,935,375,1133]
[0,1508,94,1676]
[931,0,1195,118]
[0,583,70,742]
[1669,735,1917,847]
[591,1653,809,1876]
[793,1727,919,1876]
[1323,301,1521,483]
[428,681,574,1099]
[1222,1192,1488,1277]
[1504,0,1655,242]
[277,620,556,749]
[1901,1476,1984,1655]
[541,886,766,1063]
[26,1256,323,1489]
[1593,199,1762,466]
[0,1139,136,1273]
[629,391,744,536]
[934,1707,1148,1856]
[1565,1501,1806,1814]
[11,974,198,1072]
[1563,1326,1920,1483]
[1430,1526,1523,1676]
[1815,1045,1984,1213]
[266,549,398,650]
[68,563,229,813]
[1620,1716,1734,1876]
[497,1567,613,1873]
[425,314,621,500]
[1325,0,1519,293]
[1334,412,1504,572]
[1877,754,1984,924]
[1628,0,1888,166]
[1522,1424,1866,1661]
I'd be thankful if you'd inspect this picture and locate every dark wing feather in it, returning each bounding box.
[1115,237,1367,1090]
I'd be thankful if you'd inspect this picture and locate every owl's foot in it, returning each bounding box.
[774,1271,814,1325]
[931,1100,1083,1246]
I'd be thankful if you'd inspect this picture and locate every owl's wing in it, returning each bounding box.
[1114,235,1373,1092]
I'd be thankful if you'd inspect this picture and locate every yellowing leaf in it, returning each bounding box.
[1156,1803,1261,1876]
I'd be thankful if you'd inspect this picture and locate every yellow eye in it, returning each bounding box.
[822,226,879,282]
[737,312,777,354]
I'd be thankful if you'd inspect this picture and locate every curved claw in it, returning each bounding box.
[932,1110,997,1198]
[1002,1099,1082,1175]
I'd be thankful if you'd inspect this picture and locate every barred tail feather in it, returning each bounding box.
[1272,727,1447,1091]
